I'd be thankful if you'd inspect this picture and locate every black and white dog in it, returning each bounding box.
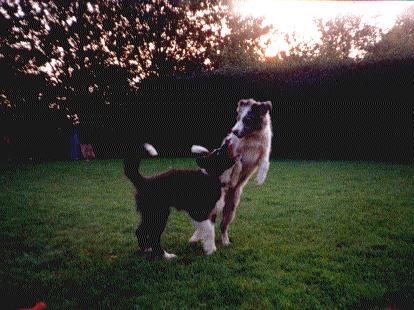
[124,143,237,259]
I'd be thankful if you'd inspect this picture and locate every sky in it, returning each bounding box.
[235,0,414,57]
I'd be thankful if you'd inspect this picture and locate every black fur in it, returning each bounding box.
[124,144,235,257]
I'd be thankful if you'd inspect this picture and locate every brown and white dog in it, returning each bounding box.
[192,98,273,245]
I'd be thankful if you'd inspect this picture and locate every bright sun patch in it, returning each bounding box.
[235,0,413,57]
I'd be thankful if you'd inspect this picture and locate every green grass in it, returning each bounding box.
[1,159,413,309]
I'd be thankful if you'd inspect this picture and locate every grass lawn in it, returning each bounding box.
[1,159,413,309]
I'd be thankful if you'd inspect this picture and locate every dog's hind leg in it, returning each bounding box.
[220,186,243,245]
[136,213,151,252]
[136,226,151,252]
[148,210,177,260]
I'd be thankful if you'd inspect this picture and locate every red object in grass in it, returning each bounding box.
[19,301,47,310]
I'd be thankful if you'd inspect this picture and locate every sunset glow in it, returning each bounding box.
[235,0,414,57]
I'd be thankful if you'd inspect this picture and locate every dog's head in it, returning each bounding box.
[231,99,272,138]
[196,143,237,177]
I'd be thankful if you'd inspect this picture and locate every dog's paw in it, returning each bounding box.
[255,177,266,186]
[204,244,217,255]
[203,239,217,255]
[163,252,177,260]
[221,234,231,246]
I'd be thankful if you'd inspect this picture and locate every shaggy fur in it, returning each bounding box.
[192,98,273,245]
[124,143,236,259]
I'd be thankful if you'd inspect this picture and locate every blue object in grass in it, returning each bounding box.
[70,127,81,160]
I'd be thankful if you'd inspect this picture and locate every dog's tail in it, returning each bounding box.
[191,145,210,155]
[124,143,158,187]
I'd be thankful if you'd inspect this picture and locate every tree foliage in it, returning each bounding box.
[313,15,380,61]
[0,0,270,119]
[276,14,381,65]
[366,6,414,61]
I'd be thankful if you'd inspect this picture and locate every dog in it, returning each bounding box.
[192,98,273,245]
[124,143,238,259]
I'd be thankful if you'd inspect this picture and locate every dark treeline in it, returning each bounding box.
[118,58,414,162]
[3,58,413,163]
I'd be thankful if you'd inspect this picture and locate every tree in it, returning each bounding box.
[278,31,318,64]
[0,1,50,109]
[366,6,414,61]
[0,0,271,125]
[218,14,271,67]
[266,14,380,66]
[313,15,380,61]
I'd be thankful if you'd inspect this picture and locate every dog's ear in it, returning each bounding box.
[256,101,272,115]
[262,101,272,112]
[237,99,252,108]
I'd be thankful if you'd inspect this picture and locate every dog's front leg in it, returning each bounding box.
[256,158,270,186]
[189,220,204,243]
[201,219,217,255]
[230,160,242,188]
[191,219,217,254]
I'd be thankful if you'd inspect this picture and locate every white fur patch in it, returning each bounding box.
[256,160,270,185]
[191,145,210,154]
[231,106,251,136]
[143,143,158,157]
[215,188,226,212]
[219,167,232,185]
[189,220,203,243]
[227,132,239,147]
[163,251,177,260]
[192,219,216,255]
